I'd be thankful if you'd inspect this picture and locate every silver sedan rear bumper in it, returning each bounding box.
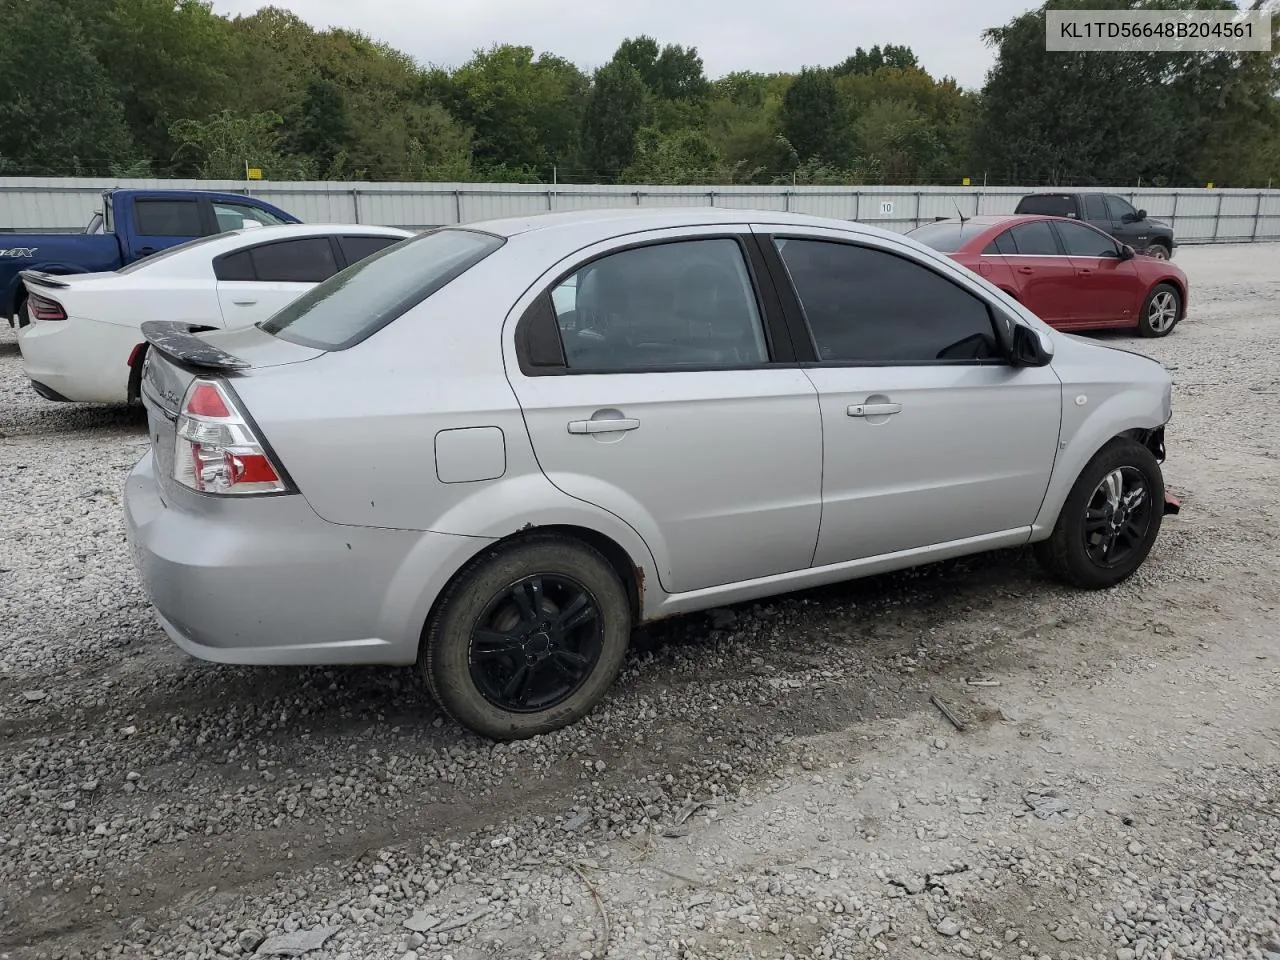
[123,450,470,666]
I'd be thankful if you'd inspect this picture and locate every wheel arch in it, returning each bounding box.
[1033,393,1170,539]
[415,523,649,658]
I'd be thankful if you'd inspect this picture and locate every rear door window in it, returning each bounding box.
[1083,195,1110,221]
[249,238,339,283]
[1008,221,1061,256]
[261,228,504,350]
[545,238,769,371]
[982,230,1017,255]
[337,234,405,266]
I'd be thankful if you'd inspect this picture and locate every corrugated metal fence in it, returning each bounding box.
[3,177,1279,243]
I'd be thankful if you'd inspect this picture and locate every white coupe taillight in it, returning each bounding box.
[174,379,288,495]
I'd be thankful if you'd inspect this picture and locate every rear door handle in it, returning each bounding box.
[1016,266,1034,275]
[1076,268,1093,277]
[568,418,640,434]
[231,299,258,306]
[847,403,902,418]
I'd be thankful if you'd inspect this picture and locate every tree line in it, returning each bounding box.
[1,0,1276,187]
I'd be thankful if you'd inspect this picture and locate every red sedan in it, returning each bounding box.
[906,214,1189,337]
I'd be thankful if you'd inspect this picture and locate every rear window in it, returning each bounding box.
[1014,194,1078,218]
[259,228,504,350]
[905,222,986,253]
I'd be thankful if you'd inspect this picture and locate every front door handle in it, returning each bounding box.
[568,417,640,434]
[1076,268,1093,277]
[231,298,258,306]
[1016,266,1034,275]
[847,402,902,418]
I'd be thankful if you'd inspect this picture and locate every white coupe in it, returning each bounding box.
[17,223,413,403]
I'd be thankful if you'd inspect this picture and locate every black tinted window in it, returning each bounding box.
[1053,221,1118,258]
[249,238,338,283]
[982,230,1017,255]
[134,199,203,236]
[339,234,405,265]
[1015,195,1076,218]
[1105,195,1137,220]
[1083,195,1109,220]
[1009,221,1060,256]
[261,229,504,350]
[215,250,255,281]
[775,239,1000,364]
[549,239,768,371]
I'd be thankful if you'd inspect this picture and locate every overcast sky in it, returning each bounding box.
[208,0,1039,90]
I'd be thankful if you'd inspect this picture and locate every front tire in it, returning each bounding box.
[15,295,30,329]
[1137,283,1181,338]
[1034,438,1164,589]
[1145,243,1170,260]
[421,536,632,740]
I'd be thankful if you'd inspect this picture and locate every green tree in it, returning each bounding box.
[287,75,355,176]
[169,110,285,179]
[447,45,589,177]
[94,0,243,172]
[779,67,844,164]
[582,60,651,180]
[621,128,724,184]
[854,99,940,183]
[0,0,136,174]
[975,0,1279,186]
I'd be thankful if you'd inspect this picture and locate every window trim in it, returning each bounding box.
[759,232,1015,368]
[513,232,799,378]
[212,235,345,283]
[1048,220,1122,260]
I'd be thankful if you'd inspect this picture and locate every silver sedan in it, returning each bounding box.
[124,208,1177,740]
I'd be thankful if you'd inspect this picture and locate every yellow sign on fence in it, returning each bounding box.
[1206,181,1214,189]
[962,177,971,186]
[246,167,264,181]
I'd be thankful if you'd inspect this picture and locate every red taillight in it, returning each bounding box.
[186,382,231,418]
[27,293,66,321]
[173,378,287,495]
[126,343,144,368]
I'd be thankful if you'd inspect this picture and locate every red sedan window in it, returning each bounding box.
[982,230,1018,255]
[1008,221,1060,256]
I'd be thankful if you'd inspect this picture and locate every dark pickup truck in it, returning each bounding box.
[1013,192,1176,259]
[3,189,300,327]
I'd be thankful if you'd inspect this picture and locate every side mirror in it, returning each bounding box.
[1136,209,1147,220]
[1011,324,1053,367]
[1118,244,1136,260]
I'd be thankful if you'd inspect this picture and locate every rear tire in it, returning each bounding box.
[1137,283,1180,338]
[15,295,30,329]
[1034,438,1164,589]
[421,536,632,740]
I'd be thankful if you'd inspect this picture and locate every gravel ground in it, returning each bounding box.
[1,242,1278,960]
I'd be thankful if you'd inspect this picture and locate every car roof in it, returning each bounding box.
[458,207,896,244]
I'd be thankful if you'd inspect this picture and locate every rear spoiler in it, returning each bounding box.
[19,270,71,290]
[140,320,249,371]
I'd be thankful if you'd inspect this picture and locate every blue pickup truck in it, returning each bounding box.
[3,189,300,328]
